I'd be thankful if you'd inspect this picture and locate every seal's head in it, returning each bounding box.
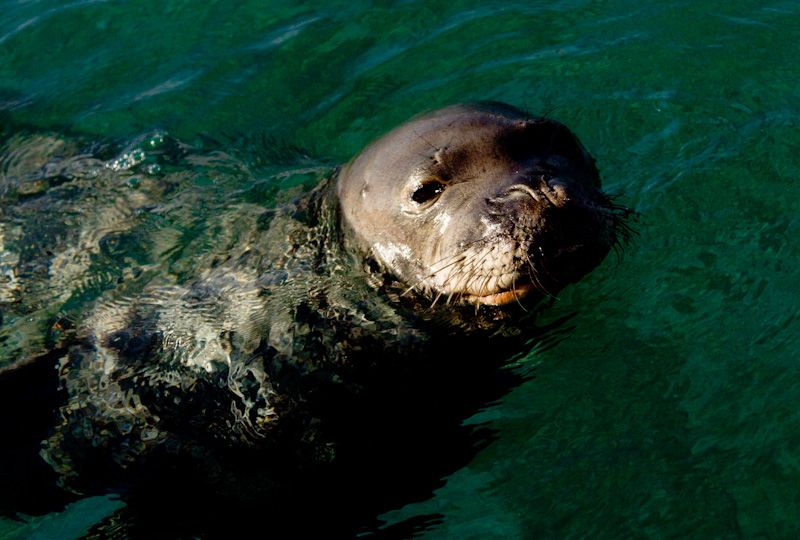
[337,102,627,306]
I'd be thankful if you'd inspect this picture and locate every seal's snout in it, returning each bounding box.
[486,176,572,226]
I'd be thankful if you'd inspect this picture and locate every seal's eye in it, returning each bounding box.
[411,179,447,205]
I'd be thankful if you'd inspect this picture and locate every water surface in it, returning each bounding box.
[2,0,800,538]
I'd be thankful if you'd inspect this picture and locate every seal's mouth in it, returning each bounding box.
[465,282,534,306]
[434,239,609,307]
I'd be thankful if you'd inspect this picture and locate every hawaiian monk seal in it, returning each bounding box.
[338,102,620,306]
[0,102,628,501]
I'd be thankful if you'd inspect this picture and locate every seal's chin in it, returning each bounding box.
[465,283,534,306]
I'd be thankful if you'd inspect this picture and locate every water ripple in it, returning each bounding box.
[0,0,111,45]
[246,16,322,52]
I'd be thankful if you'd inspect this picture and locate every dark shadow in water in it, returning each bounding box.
[0,350,79,515]
[100,361,524,539]
[0,309,577,539]
[0,344,529,539]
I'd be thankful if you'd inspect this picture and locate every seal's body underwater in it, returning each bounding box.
[0,102,627,496]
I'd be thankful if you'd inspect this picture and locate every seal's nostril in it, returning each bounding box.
[549,181,568,199]
[500,184,543,203]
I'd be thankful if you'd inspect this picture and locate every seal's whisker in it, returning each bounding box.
[536,247,558,282]
[525,265,547,297]
[455,246,490,287]
[480,274,493,297]
[464,269,483,299]
[536,254,561,300]
[443,255,469,287]
[512,274,528,312]
[401,283,419,297]
[400,251,465,297]
[469,272,487,297]
[406,246,480,298]
[431,253,468,273]
[524,251,556,298]
[459,264,478,295]
[426,238,483,269]
[463,249,493,296]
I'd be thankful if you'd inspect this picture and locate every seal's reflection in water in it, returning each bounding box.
[0,103,629,538]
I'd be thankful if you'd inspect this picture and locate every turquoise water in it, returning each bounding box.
[2,0,800,538]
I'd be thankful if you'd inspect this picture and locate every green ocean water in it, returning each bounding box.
[1,0,799,538]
